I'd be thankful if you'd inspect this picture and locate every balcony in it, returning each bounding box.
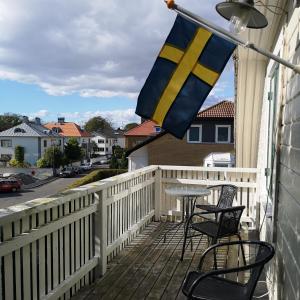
[0,165,261,300]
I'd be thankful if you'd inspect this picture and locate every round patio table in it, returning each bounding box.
[163,186,211,241]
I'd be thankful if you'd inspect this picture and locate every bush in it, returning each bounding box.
[9,158,31,168]
[67,169,127,189]
[36,157,48,168]
[15,145,24,163]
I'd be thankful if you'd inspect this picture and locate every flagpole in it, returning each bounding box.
[165,1,300,74]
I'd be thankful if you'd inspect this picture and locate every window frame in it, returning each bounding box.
[215,125,231,143]
[1,139,12,148]
[187,125,202,143]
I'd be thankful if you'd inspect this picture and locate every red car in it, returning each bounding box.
[0,179,22,192]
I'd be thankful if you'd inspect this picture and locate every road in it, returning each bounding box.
[0,176,82,209]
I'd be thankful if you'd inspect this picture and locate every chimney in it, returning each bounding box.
[35,117,41,125]
[22,116,29,123]
[58,117,65,124]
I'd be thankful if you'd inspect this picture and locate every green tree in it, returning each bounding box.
[64,138,83,164]
[113,145,124,159]
[0,114,22,131]
[37,146,63,168]
[124,122,139,132]
[119,152,128,169]
[109,154,119,169]
[84,116,113,133]
[15,145,24,164]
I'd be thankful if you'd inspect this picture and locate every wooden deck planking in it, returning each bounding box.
[74,222,269,300]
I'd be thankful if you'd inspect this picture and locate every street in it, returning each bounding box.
[0,176,82,209]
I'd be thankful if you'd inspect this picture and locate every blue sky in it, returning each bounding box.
[0,0,234,128]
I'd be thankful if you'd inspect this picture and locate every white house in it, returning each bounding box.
[91,129,126,156]
[235,2,300,299]
[0,117,63,166]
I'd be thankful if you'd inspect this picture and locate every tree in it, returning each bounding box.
[15,145,24,164]
[64,138,83,164]
[124,123,139,132]
[84,116,113,133]
[109,154,119,169]
[0,114,22,131]
[119,152,128,170]
[37,146,63,168]
[113,145,124,159]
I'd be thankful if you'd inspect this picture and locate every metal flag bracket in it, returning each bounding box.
[164,0,300,74]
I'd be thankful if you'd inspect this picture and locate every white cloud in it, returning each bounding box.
[0,0,230,99]
[58,109,140,128]
[27,109,49,119]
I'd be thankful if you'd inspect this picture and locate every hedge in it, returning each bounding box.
[67,169,127,189]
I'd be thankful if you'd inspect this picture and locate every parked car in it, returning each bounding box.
[59,167,76,178]
[73,166,82,174]
[80,163,92,171]
[0,179,22,192]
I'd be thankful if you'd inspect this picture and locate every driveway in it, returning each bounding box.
[0,176,82,209]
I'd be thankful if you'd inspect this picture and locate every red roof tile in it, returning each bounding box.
[124,120,158,136]
[197,100,234,118]
[44,122,91,137]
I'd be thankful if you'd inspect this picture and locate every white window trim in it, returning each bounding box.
[215,125,231,143]
[187,125,202,143]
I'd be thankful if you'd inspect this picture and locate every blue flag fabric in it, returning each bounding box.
[135,15,236,139]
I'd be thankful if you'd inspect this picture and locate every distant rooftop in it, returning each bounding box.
[198,100,234,118]
[45,117,91,137]
[124,120,159,137]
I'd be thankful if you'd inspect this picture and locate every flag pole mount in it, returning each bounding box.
[164,0,300,74]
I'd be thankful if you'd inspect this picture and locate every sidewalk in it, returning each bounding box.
[23,176,58,189]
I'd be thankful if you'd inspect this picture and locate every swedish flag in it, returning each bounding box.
[136,15,236,139]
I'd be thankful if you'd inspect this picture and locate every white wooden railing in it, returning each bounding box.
[0,165,259,299]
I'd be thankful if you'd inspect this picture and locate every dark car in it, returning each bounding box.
[0,179,22,192]
[59,167,76,178]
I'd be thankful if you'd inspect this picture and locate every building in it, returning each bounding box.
[45,117,92,158]
[0,117,63,166]
[91,129,126,157]
[234,2,300,299]
[127,101,235,171]
[124,120,161,149]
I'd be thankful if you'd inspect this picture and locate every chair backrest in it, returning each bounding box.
[217,206,244,237]
[216,185,237,209]
[245,242,275,298]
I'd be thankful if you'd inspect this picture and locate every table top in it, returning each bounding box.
[164,186,211,197]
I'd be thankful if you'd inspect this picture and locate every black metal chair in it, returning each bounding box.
[196,184,237,212]
[182,240,275,300]
[181,206,245,260]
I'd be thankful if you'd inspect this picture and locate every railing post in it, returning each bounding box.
[94,188,107,277]
[155,168,162,221]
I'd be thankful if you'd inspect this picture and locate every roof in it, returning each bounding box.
[127,100,235,155]
[197,100,234,118]
[0,122,61,137]
[124,120,159,136]
[44,122,91,137]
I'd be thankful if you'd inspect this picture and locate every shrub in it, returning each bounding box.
[9,158,31,168]
[67,169,127,189]
[36,157,48,168]
[15,145,24,163]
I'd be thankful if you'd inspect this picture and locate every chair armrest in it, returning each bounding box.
[196,204,218,212]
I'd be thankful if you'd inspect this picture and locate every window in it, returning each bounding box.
[98,147,105,152]
[106,147,108,152]
[215,125,231,143]
[14,128,26,133]
[44,140,47,147]
[98,139,105,143]
[1,140,12,147]
[154,126,161,133]
[187,125,202,143]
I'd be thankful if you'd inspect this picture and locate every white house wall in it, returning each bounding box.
[257,4,300,300]
[128,146,148,171]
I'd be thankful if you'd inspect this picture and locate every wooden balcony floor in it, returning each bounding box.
[75,222,269,300]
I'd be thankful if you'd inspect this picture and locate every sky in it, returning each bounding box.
[0,0,234,128]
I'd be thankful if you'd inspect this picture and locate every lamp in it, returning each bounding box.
[216,0,268,34]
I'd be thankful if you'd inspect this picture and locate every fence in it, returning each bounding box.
[0,165,258,299]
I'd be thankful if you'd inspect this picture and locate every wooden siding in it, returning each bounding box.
[125,135,150,149]
[148,133,234,166]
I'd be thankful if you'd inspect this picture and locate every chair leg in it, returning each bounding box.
[237,233,246,266]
